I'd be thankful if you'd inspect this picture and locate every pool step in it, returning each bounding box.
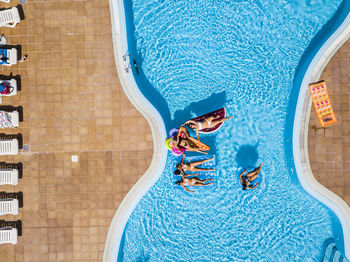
[322,238,348,262]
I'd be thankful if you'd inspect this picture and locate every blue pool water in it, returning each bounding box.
[118,1,349,261]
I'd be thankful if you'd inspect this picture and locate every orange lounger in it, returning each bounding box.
[308,81,337,127]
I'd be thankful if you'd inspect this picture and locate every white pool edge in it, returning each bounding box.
[104,0,350,261]
[103,1,167,261]
[293,11,350,260]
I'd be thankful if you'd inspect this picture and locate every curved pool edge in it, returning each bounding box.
[293,11,350,259]
[103,0,168,261]
[104,0,350,261]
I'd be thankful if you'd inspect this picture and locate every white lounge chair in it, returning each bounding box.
[0,1,11,3]
[0,139,18,155]
[0,5,24,28]
[0,199,18,215]
[0,111,18,128]
[0,227,17,245]
[0,169,18,185]
[0,107,22,128]
[0,47,17,66]
[0,74,20,96]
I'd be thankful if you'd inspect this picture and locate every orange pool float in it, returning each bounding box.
[309,80,337,128]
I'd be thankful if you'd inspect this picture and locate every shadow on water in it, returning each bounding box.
[171,91,227,155]
[123,0,227,145]
[135,254,150,262]
[123,0,172,131]
[235,143,259,168]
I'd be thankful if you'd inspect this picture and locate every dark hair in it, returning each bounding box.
[178,137,183,145]
[174,169,181,176]
[176,163,182,169]
[175,181,181,185]
[242,183,247,190]
[186,122,195,129]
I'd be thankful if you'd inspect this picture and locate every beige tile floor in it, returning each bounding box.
[0,1,153,261]
[0,1,348,262]
[308,40,350,204]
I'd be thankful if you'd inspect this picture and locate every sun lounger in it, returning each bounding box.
[0,220,21,236]
[0,169,18,185]
[0,1,11,3]
[0,73,20,96]
[0,227,17,244]
[0,192,22,208]
[0,5,24,28]
[0,162,22,185]
[0,220,21,244]
[0,199,18,215]
[0,133,22,155]
[0,106,23,128]
[0,45,22,66]
[309,81,337,127]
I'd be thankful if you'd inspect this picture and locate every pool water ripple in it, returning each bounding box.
[120,0,346,261]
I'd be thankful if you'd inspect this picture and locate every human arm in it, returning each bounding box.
[195,128,200,141]
[182,184,194,193]
[247,183,260,190]
[239,169,247,184]
[181,154,185,164]
[183,173,198,178]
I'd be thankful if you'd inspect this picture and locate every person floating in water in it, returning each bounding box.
[184,115,233,140]
[174,155,216,175]
[172,126,210,154]
[239,163,263,190]
[175,174,213,193]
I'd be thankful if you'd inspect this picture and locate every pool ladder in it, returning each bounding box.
[322,238,348,262]
[122,51,131,73]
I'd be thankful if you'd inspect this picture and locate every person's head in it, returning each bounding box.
[178,137,188,148]
[186,121,196,129]
[242,183,247,190]
[174,169,181,176]
[176,163,182,170]
[175,181,181,185]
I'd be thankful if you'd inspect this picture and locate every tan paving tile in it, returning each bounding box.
[308,39,350,207]
[0,0,152,261]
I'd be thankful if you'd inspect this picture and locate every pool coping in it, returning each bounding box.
[293,11,350,259]
[104,0,350,261]
[103,0,168,261]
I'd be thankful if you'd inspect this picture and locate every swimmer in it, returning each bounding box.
[172,126,209,154]
[174,155,216,175]
[175,174,213,193]
[239,163,263,190]
[184,115,233,139]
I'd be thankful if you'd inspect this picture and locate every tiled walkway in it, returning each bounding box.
[308,40,350,204]
[0,1,152,261]
[0,1,348,262]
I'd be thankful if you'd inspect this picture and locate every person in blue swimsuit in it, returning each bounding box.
[239,163,262,190]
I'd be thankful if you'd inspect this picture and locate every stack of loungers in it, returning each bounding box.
[0,1,25,245]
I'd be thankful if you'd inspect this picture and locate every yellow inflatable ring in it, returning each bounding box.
[165,137,172,150]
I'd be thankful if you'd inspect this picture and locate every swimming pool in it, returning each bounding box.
[106,0,350,261]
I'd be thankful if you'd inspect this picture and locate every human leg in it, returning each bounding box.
[189,156,214,167]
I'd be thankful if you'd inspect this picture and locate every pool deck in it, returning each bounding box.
[308,39,350,205]
[0,0,348,261]
[0,1,152,261]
